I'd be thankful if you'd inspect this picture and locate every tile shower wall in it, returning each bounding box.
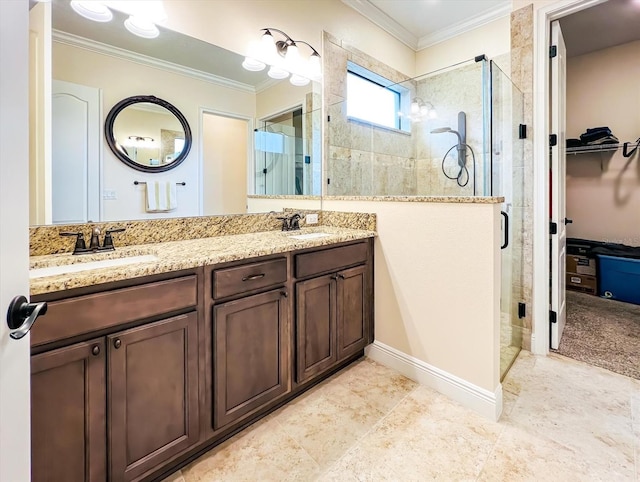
[323,32,487,197]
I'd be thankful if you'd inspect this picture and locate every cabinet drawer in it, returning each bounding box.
[213,258,287,299]
[32,275,197,347]
[295,242,368,279]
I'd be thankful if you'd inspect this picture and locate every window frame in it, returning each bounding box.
[346,61,410,134]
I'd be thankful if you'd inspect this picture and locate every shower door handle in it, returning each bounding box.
[501,211,509,250]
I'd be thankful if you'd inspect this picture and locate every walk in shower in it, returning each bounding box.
[326,56,525,379]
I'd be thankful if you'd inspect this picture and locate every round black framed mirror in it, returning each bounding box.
[105,95,192,173]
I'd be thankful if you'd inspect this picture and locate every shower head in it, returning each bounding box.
[430,127,452,134]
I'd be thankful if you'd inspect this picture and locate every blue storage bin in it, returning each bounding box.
[596,254,640,304]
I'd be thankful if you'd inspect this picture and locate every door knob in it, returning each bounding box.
[6,296,48,340]
[564,218,573,225]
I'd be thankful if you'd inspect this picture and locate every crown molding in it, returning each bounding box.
[52,30,257,94]
[341,0,419,50]
[342,0,511,53]
[416,4,511,51]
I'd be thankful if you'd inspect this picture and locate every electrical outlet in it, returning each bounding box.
[103,190,117,200]
[305,213,318,225]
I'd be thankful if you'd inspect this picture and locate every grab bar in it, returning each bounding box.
[134,181,186,186]
[501,211,509,250]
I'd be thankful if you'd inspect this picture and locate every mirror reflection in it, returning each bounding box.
[29,0,322,226]
[106,96,191,172]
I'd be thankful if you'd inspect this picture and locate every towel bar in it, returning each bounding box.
[134,181,186,186]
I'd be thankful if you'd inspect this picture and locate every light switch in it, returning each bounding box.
[103,190,117,200]
[305,213,319,225]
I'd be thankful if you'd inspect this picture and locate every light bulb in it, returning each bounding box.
[428,109,438,119]
[242,57,266,72]
[70,1,113,22]
[284,43,300,72]
[124,15,159,38]
[290,74,310,86]
[261,30,277,58]
[308,53,321,79]
[419,104,429,116]
[268,66,289,80]
[410,102,419,114]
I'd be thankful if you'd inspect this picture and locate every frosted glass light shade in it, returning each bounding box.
[124,15,159,38]
[70,1,113,22]
[242,57,266,71]
[308,53,321,78]
[290,74,310,86]
[268,66,289,79]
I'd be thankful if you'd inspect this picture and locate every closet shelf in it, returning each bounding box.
[566,143,622,155]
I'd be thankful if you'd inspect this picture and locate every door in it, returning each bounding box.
[336,265,369,360]
[296,274,337,382]
[550,20,567,349]
[0,2,31,480]
[108,313,199,481]
[213,289,290,430]
[52,80,101,224]
[31,339,106,482]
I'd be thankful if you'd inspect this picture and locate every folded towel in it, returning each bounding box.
[580,127,614,144]
[145,181,177,212]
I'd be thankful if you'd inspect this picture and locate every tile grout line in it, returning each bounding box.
[271,416,324,476]
[313,382,423,480]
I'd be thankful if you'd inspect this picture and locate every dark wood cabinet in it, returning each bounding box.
[295,242,372,384]
[31,338,106,482]
[296,275,337,382]
[30,238,373,481]
[336,265,369,360]
[213,289,290,430]
[108,313,199,481]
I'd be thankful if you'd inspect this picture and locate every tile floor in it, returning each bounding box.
[165,352,640,481]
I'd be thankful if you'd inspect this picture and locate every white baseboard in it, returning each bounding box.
[365,341,503,421]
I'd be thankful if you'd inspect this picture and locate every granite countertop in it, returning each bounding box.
[322,195,505,204]
[30,227,376,296]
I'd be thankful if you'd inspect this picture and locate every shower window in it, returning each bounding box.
[346,62,404,131]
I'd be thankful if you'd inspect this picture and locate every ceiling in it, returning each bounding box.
[560,0,640,57]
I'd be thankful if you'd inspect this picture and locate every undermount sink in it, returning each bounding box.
[29,254,159,279]
[287,232,332,240]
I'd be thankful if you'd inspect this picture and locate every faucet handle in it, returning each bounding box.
[102,227,126,250]
[59,232,87,253]
[276,216,290,231]
[289,213,302,231]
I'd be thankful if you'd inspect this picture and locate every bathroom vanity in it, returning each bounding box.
[28,228,374,482]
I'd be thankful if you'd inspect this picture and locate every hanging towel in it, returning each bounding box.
[145,181,177,212]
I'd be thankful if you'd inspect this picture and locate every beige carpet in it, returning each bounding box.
[555,290,640,379]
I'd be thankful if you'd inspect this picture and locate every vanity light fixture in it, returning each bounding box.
[125,136,156,148]
[69,1,167,39]
[242,28,322,86]
[400,98,437,122]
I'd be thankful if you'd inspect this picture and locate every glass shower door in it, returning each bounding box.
[491,60,525,379]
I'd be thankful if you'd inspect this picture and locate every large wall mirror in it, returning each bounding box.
[29,0,322,226]
[105,95,192,173]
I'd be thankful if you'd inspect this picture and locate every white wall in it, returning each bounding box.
[416,16,511,75]
[322,200,502,396]
[565,40,640,245]
[53,41,256,220]
[203,113,249,215]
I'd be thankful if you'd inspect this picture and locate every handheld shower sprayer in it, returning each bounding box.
[430,111,475,195]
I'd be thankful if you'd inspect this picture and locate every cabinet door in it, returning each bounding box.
[108,313,199,482]
[213,289,290,430]
[296,275,337,383]
[336,265,369,360]
[31,339,106,482]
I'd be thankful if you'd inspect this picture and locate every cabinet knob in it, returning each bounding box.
[113,338,121,349]
[92,345,100,356]
[280,290,288,298]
